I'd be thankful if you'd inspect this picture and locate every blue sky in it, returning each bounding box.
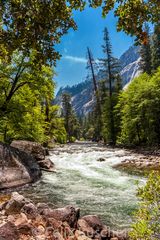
[55,7,134,91]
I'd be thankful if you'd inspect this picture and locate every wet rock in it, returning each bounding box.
[17,222,33,235]
[36,202,49,214]
[77,219,94,237]
[68,236,76,240]
[0,221,19,240]
[15,213,28,226]
[22,203,38,219]
[37,225,45,235]
[38,158,55,170]
[100,228,109,239]
[113,151,160,173]
[97,158,106,162]
[81,215,104,232]
[45,148,50,156]
[75,230,92,240]
[0,192,129,240]
[5,192,27,215]
[0,201,8,212]
[32,214,47,228]
[52,231,65,240]
[42,206,80,228]
[7,215,16,223]
[11,140,46,161]
[11,140,55,171]
[47,217,63,230]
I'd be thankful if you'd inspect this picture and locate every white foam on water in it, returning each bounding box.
[19,142,145,230]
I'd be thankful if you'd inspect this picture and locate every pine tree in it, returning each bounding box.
[61,93,80,142]
[151,24,160,71]
[139,24,152,74]
[100,27,121,145]
[86,47,102,141]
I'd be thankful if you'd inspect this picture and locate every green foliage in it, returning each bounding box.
[117,69,160,145]
[100,27,122,144]
[0,0,85,65]
[44,105,67,144]
[0,51,67,144]
[1,0,160,65]
[130,171,160,240]
[81,112,95,140]
[62,93,81,142]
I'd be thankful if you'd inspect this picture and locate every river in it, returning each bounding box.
[18,142,145,230]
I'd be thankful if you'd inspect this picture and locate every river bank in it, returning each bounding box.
[6,142,144,230]
[112,145,160,173]
[0,192,128,240]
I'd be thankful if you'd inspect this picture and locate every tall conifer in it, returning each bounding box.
[139,24,152,74]
[152,24,160,71]
[100,27,121,144]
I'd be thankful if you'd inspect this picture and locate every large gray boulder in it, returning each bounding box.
[0,142,41,189]
[11,140,46,161]
[11,140,55,171]
[5,192,28,215]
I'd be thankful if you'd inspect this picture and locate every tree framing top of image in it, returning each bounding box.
[0,0,160,65]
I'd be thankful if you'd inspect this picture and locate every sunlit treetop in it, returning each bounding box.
[0,0,160,65]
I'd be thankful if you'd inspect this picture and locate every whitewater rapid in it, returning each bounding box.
[19,142,145,230]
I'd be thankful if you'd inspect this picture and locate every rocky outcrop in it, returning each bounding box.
[41,206,80,228]
[11,140,55,172]
[113,155,160,173]
[0,192,128,240]
[0,142,41,190]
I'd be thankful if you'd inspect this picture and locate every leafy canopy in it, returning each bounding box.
[130,171,160,240]
[116,68,160,145]
[0,50,67,144]
[1,0,160,64]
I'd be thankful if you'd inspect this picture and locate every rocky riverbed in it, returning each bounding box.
[13,142,147,230]
[1,141,159,238]
[0,192,128,240]
[113,148,160,173]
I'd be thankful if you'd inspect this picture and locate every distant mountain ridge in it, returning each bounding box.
[120,45,141,86]
[56,45,141,116]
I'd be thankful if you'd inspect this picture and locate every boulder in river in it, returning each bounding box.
[97,158,106,162]
[0,142,41,189]
[11,140,55,172]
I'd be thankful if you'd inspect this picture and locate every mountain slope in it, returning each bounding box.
[55,80,95,115]
[56,45,141,116]
[120,45,141,85]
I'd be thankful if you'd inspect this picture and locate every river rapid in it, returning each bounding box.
[18,142,145,230]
